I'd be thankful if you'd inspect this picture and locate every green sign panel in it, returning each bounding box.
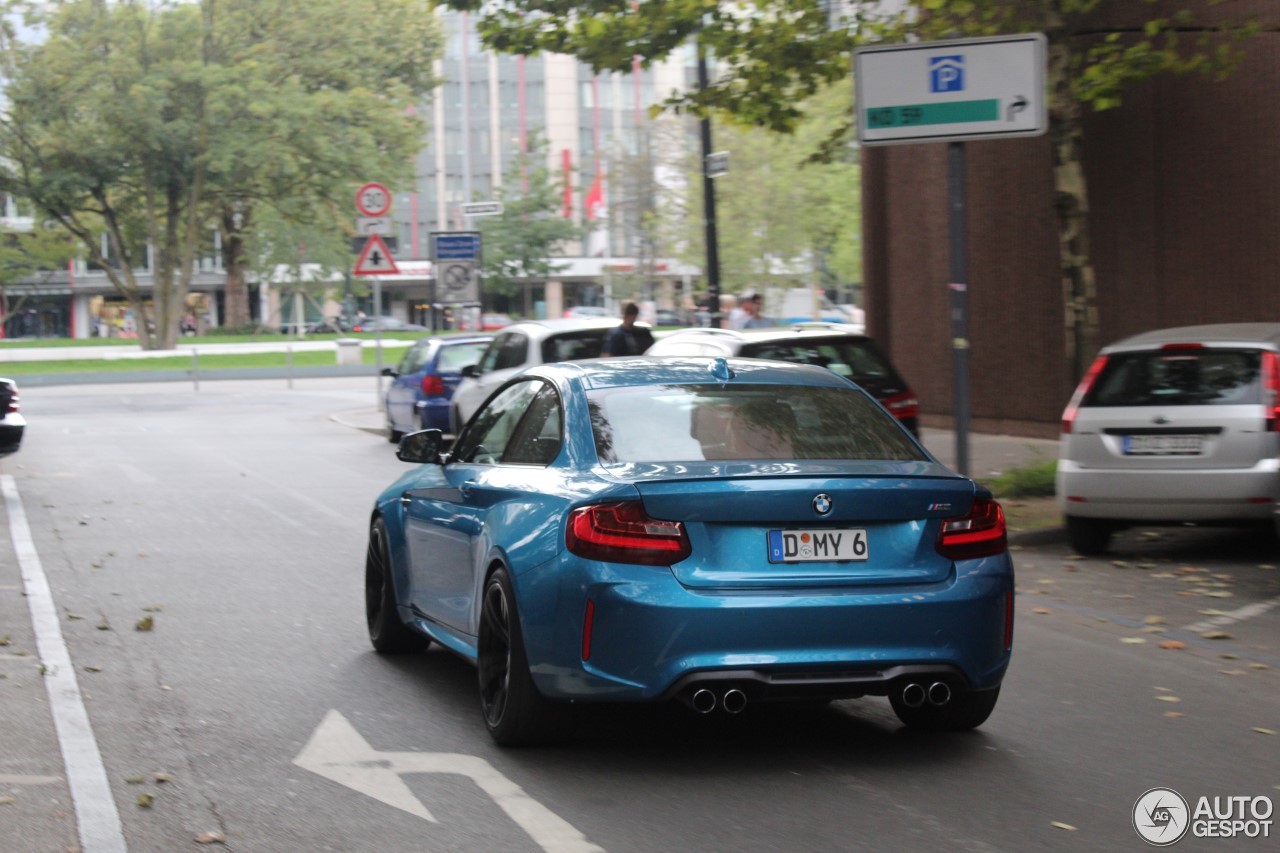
[865,99,1000,130]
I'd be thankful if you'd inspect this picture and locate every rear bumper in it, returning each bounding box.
[515,551,1013,703]
[0,416,25,458]
[1056,459,1280,522]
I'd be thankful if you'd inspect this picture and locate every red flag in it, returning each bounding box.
[585,172,604,221]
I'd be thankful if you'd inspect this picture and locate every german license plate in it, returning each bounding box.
[1123,434,1205,455]
[768,529,868,563]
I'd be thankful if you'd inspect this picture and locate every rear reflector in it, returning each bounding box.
[581,599,595,661]
[1062,355,1108,434]
[936,497,1008,560]
[1004,590,1015,650]
[566,501,692,566]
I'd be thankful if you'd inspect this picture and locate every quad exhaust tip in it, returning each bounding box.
[901,681,952,709]
[722,688,748,715]
[691,688,717,714]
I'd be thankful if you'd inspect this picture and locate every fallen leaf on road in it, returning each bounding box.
[1254,728,1276,736]
[1142,627,1168,634]
[1250,663,1269,670]
[1200,609,1230,616]
[1122,637,1147,644]
[96,619,111,631]
[194,832,225,845]
[1115,594,1135,599]
[1221,653,1240,660]
[1205,591,1234,598]
[83,665,102,673]
[136,794,154,809]
[1112,561,1130,568]
[1151,572,1177,579]
[134,616,154,632]
[1143,615,1167,625]
[1164,711,1185,718]
[1032,607,1052,615]
[1156,695,1182,703]
[1200,631,1232,640]
[1258,564,1276,570]
[142,606,163,613]
[154,773,174,784]
[1219,670,1247,676]
[1066,555,1085,561]
[1158,640,1187,650]
[0,796,15,805]
[124,775,146,785]
[1051,822,1077,831]
[0,635,9,646]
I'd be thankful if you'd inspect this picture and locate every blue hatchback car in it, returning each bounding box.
[382,334,493,441]
[366,357,1014,745]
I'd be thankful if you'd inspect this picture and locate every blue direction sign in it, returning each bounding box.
[430,231,482,262]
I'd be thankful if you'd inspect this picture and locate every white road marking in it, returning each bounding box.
[2,475,127,853]
[1183,596,1280,634]
[294,710,604,852]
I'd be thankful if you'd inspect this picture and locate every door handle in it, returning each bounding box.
[460,481,477,499]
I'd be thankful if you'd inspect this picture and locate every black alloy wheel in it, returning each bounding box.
[365,518,428,654]
[477,567,573,746]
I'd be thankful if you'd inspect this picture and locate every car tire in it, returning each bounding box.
[477,567,574,746]
[365,518,429,654]
[889,685,1000,732]
[1065,515,1113,556]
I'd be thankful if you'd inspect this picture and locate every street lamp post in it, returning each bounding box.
[697,38,721,328]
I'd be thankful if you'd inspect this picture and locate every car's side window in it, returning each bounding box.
[398,343,428,374]
[476,335,505,374]
[503,386,563,466]
[452,380,543,465]
[494,333,529,370]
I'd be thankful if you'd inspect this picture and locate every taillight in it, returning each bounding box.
[1263,351,1280,432]
[881,391,919,422]
[5,387,17,414]
[566,501,691,566]
[1061,355,1108,434]
[936,496,1007,560]
[421,375,445,397]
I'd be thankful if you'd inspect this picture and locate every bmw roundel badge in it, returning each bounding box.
[812,494,833,516]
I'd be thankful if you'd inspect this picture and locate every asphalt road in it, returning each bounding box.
[1,379,1276,852]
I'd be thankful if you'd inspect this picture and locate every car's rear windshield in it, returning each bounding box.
[738,337,906,390]
[437,342,489,373]
[1084,348,1263,407]
[587,384,925,464]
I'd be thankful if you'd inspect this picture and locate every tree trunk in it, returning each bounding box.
[221,205,252,328]
[1047,31,1099,385]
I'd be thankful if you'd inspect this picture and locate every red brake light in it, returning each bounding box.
[881,391,919,422]
[936,497,1007,560]
[1161,342,1205,351]
[421,375,445,397]
[1062,355,1109,434]
[5,387,18,414]
[566,501,691,566]
[1263,351,1280,432]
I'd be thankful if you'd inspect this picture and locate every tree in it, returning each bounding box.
[437,0,1259,380]
[0,223,77,331]
[0,0,440,349]
[475,138,581,314]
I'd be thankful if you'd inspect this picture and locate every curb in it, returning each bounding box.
[331,408,386,437]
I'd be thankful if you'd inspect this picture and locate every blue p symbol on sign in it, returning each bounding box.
[930,56,965,93]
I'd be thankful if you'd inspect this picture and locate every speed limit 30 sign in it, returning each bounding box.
[356,182,392,217]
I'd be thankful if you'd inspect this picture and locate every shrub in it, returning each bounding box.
[986,459,1057,498]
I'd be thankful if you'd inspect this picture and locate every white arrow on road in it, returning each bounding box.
[293,710,603,852]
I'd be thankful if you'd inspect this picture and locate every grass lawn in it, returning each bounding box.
[0,343,412,374]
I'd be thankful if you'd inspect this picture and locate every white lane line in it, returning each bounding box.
[2,474,127,853]
[1183,596,1280,635]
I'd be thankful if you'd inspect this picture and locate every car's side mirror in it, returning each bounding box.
[461,364,482,379]
[397,429,444,465]
[381,367,398,378]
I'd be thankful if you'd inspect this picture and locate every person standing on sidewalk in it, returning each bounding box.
[602,302,653,356]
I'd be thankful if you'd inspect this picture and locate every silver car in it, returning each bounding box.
[1056,323,1280,554]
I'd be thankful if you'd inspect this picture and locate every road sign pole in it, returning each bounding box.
[373,276,384,404]
[949,141,970,476]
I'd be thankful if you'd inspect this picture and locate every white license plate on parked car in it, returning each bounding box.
[768,529,868,563]
[1122,434,1205,455]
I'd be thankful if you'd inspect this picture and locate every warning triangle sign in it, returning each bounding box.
[353,234,399,276]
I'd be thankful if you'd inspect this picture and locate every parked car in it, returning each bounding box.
[0,378,25,457]
[562,305,609,319]
[1057,322,1280,555]
[352,316,428,333]
[382,334,494,441]
[480,313,513,331]
[653,308,688,327]
[365,357,1013,744]
[450,317,654,431]
[646,323,920,435]
[307,316,350,334]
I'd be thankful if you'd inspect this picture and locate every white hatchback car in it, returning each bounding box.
[450,317,653,432]
[1057,323,1280,554]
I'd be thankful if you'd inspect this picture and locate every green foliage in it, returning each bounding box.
[986,459,1058,499]
[0,0,442,348]
[476,136,580,299]
[0,225,76,289]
